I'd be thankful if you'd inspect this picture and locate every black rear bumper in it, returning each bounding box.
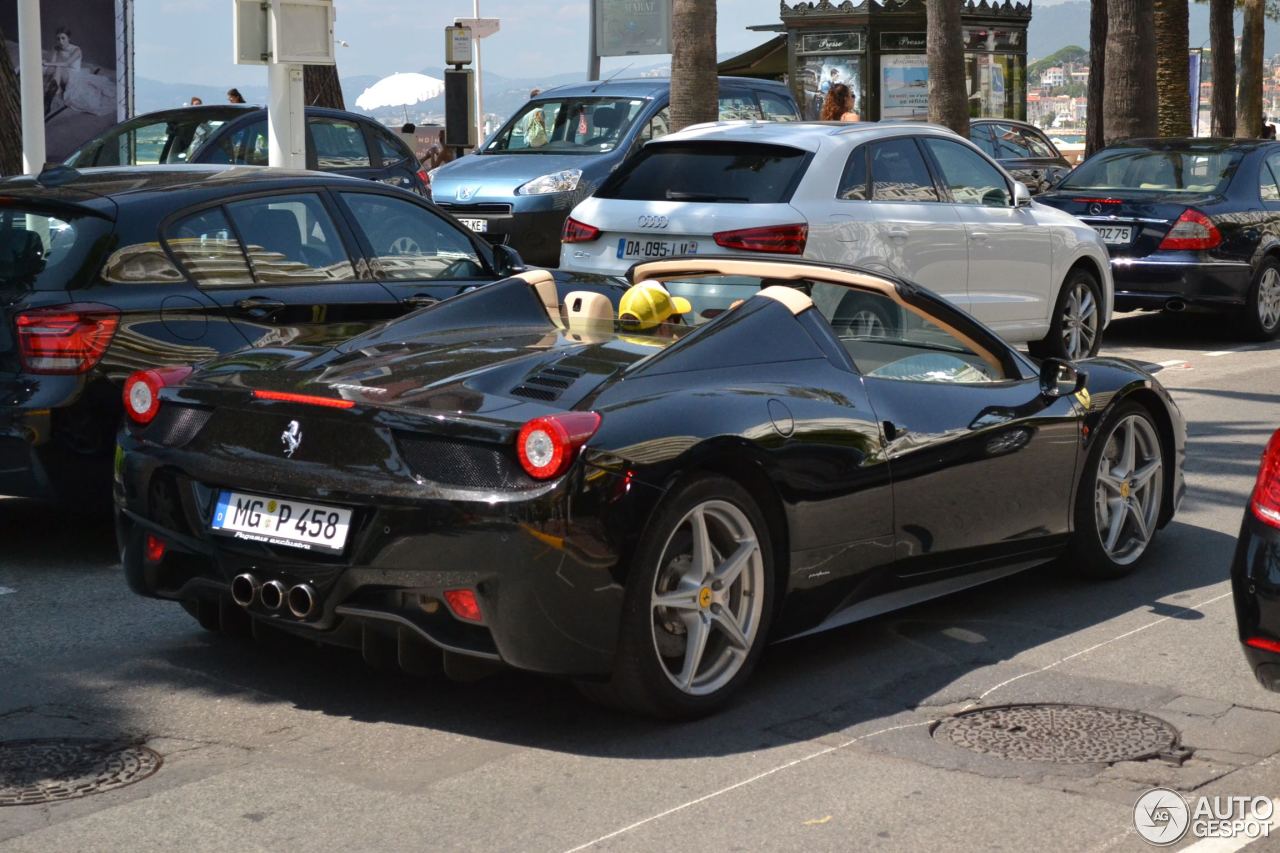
[1232,512,1280,692]
[1110,255,1253,311]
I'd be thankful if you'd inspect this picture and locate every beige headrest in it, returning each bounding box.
[564,290,615,332]
[757,285,814,315]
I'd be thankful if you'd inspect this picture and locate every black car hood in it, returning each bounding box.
[190,324,671,417]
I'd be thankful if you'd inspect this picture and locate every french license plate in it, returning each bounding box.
[458,218,488,233]
[211,490,352,554]
[616,237,699,260]
[1092,225,1133,245]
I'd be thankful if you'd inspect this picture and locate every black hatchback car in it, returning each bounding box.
[1038,139,1280,340]
[967,119,1073,194]
[0,165,522,505]
[64,105,430,197]
[1233,428,1280,692]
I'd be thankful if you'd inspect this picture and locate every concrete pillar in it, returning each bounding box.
[267,62,305,169]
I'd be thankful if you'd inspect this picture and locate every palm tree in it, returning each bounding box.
[1155,0,1191,137]
[1209,0,1236,135]
[0,26,22,175]
[926,0,968,134]
[669,0,718,132]
[1237,0,1265,137]
[1104,0,1157,143]
[1086,0,1107,155]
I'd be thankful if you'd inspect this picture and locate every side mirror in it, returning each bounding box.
[1039,358,1087,398]
[1013,181,1033,207]
[493,244,527,276]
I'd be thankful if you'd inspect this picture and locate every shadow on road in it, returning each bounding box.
[1102,309,1271,349]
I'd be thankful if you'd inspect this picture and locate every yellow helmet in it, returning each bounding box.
[618,282,693,331]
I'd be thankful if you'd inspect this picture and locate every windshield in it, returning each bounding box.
[484,97,647,155]
[1061,147,1242,193]
[67,114,232,167]
[0,208,108,293]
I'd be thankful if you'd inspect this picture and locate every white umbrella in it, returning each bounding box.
[355,72,446,114]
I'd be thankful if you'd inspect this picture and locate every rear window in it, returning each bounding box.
[595,142,811,204]
[0,208,108,292]
[68,115,230,166]
[1061,147,1242,193]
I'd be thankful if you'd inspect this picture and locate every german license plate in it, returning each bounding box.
[458,218,488,233]
[616,237,699,260]
[1092,225,1133,245]
[211,490,352,554]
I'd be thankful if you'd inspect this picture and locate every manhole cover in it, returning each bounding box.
[933,703,1179,764]
[0,738,162,806]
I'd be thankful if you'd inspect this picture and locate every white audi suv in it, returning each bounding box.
[560,121,1113,360]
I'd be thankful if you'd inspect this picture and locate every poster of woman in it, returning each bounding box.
[1,0,128,162]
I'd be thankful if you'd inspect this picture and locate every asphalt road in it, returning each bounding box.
[2,310,1279,852]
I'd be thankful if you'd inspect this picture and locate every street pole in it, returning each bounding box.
[473,0,483,143]
[587,0,600,80]
[266,0,306,169]
[17,0,45,173]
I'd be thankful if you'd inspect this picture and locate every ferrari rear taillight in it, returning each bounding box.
[713,223,808,255]
[516,411,602,480]
[252,389,356,409]
[1251,428,1280,528]
[122,366,194,425]
[1159,208,1221,251]
[562,217,601,244]
[15,304,119,374]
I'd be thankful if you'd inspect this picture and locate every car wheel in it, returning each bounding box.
[1244,256,1280,341]
[1068,402,1165,579]
[577,475,774,718]
[1031,268,1102,361]
[833,293,896,338]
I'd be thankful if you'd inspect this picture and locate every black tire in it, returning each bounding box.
[576,475,775,719]
[1031,268,1103,361]
[1066,402,1166,579]
[832,292,897,339]
[1242,255,1280,341]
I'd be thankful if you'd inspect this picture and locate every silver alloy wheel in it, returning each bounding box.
[650,499,766,696]
[388,236,421,255]
[1258,267,1280,331]
[1093,414,1163,566]
[1061,280,1100,360]
[846,309,887,338]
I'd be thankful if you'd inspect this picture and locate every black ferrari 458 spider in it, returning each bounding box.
[116,257,1186,717]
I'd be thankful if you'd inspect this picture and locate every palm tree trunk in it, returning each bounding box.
[669,0,718,132]
[1103,0,1157,143]
[1237,0,1265,137]
[926,0,969,135]
[0,26,23,176]
[304,65,345,110]
[1086,0,1107,156]
[1155,0,1191,137]
[1209,0,1235,136]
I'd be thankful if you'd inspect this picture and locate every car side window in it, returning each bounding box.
[374,128,410,165]
[922,137,1011,207]
[869,138,939,202]
[811,284,1005,383]
[989,123,1035,159]
[718,91,763,120]
[759,91,798,121]
[205,119,268,166]
[310,118,372,168]
[837,146,869,200]
[639,107,671,143]
[1263,153,1280,202]
[225,194,356,284]
[166,208,255,287]
[968,125,999,157]
[340,193,486,281]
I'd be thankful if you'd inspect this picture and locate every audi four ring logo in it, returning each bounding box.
[638,215,669,229]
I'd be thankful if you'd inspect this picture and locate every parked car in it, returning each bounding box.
[64,105,431,197]
[0,165,523,506]
[1233,428,1280,693]
[561,121,1114,360]
[428,77,800,267]
[968,119,1073,194]
[1037,138,1280,340]
[117,256,1184,718]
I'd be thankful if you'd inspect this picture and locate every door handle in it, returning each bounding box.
[970,231,990,241]
[233,297,286,317]
[404,294,439,308]
[882,420,909,441]
[886,226,909,240]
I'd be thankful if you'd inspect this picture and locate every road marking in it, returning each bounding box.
[561,720,933,853]
[1181,798,1280,852]
[969,590,1233,705]
[0,587,14,596]
[1157,359,1192,368]
[1204,350,1237,357]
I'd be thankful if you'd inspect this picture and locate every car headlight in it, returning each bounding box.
[516,169,582,195]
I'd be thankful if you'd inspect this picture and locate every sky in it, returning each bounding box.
[136,0,1071,87]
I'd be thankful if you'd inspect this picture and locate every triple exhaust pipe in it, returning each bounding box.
[231,573,317,619]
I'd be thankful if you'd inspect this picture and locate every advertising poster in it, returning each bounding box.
[596,0,672,57]
[881,54,929,120]
[799,57,862,120]
[0,0,129,162]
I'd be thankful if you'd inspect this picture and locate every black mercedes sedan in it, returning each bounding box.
[1,165,523,506]
[1037,138,1280,339]
[968,119,1073,195]
[1233,428,1280,693]
[116,256,1186,718]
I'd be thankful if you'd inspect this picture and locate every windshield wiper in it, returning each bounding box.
[665,191,750,202]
